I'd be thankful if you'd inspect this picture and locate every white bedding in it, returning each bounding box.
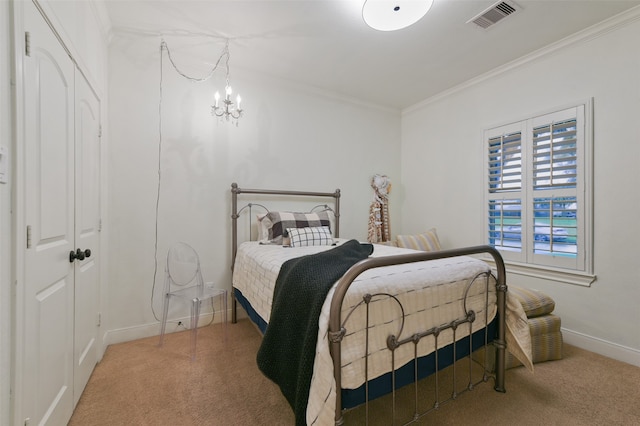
[232,239,530,425]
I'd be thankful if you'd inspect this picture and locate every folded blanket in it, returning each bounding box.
[256,239,374,426]
[506,290,534,372]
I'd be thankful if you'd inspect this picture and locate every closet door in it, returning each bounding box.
[22,1,75,424]
[73,73,101,406]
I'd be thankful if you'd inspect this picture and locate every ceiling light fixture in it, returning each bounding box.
[362,0,434,31]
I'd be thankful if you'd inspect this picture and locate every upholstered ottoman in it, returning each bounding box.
[506,286,563,368]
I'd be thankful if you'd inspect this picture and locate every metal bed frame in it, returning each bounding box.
[230,183,506,425]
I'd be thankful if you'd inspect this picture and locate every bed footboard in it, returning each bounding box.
[328,246,507,425]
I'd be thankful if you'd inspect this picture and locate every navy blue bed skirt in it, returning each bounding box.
[235,287,269,334]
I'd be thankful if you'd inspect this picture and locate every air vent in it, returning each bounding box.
[467,1,519,29]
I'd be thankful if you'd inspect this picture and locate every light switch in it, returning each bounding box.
[0,145,7,184]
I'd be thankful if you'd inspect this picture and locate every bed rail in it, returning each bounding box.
[328,245,507,425]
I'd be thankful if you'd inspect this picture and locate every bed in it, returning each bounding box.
[229,183,531,425]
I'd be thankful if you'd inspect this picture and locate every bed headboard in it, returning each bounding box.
[230,182,341,269]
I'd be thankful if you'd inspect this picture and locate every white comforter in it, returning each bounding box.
[232,240,531,425]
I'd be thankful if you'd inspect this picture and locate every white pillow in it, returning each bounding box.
[257,213,268,241]
[287,226,334,247]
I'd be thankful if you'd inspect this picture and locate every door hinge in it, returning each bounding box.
[25,32,30,57]
[26,225,32,249]
[97,312,101,327]
[98,125,102,138]
[98,218,102,232]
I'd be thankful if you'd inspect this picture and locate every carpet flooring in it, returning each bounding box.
[69,319,640,425]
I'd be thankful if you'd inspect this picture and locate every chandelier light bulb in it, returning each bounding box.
[214,91,220,107]
[362,0,434,31]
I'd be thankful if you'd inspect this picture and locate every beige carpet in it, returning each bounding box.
[70,320,640,425]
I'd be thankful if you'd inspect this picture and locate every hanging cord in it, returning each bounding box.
[224,40,232,88]
[151,38,229,324]
[161,38,229,83]
[150,41,165,322]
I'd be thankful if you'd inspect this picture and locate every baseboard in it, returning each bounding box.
[103,310,230,347]
[562,328,640,367]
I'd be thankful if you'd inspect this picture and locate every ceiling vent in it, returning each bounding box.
[467,1,519,29]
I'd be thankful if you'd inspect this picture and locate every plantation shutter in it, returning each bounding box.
[530,107,583,269]
[486,124,524,261]
[484,102,591,274]
[532,118,577,190]
[488,131,522,192]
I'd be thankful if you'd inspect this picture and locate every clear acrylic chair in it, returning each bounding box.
[158,242,227,360]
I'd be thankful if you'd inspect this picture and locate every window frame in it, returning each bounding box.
[483,100,595,285]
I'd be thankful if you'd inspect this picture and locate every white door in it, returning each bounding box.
[22,1,75,425]
[73,73,101,406]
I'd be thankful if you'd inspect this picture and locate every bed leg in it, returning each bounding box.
[494,338,506,393]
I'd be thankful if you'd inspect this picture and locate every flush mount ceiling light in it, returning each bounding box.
[362,0,434,31]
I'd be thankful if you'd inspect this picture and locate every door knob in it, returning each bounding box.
[69,248,92,262]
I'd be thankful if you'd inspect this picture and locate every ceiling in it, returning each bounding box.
[104,0,640,110]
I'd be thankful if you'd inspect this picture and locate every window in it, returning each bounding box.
[484,102,593,275]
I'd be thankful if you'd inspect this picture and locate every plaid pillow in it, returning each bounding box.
[260,211,332,245]
[287,226,334,247]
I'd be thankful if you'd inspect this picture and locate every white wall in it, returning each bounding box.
[401,15,640,365]
[106,33,402,342]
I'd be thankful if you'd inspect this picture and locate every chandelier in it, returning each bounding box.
[162,38,245,125]
[211,40,243,124]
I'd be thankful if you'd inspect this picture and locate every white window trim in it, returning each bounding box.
[483,99,594,281]
[482,257,597,287]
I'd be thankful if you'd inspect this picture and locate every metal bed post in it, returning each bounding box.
[231,183,240,323]
[492,247,507,393]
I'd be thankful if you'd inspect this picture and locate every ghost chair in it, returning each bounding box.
[158,242,227,360]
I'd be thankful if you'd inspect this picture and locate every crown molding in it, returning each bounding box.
[403,5,640,116]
